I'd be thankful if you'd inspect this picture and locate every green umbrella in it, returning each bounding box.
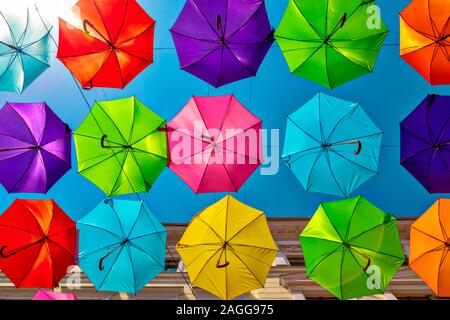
[275,0,388,88]
[74,96,167,196]
[300,196,405,299]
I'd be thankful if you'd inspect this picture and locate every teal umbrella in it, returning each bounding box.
[282,93,383,197]
[0,5,51,93]
[77,199,167,294]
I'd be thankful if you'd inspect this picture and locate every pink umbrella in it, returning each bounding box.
[32,290,77,300]
[167,95,263,193]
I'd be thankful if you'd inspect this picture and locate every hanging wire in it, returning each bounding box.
[34,4,197,299]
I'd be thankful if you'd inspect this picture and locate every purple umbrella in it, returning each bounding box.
[400,94,450,193]
[170,0,274,87]
[0,102,71,193]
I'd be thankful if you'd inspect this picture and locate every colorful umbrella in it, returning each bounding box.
[176,195,278,300]
[0,199,76,288]
[0,5,51,92]
[282,93,383,197]
[400,0,450,85]
[410,198,450,297]
[57,0,155,89]
[300,196,405,300]
[400,94,450,193]
[170,0,274,87]
[32,289,77,300]
[73,96,167,197]
[275,0,388,88]
[168,95,263,193]
[0,102,72,193]
[77,199,167,294]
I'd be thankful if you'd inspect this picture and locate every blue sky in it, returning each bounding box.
[0,0,449,222]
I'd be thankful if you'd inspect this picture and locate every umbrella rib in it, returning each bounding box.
[193,215,225,243]
[339,243,345,299]
[0,11,18,47]
[170,29,220,44]
[116,28,155,62]
[304,149,325,192]
[216,144,261,164]
[191,0,221,39]
[216,119,262,146]
[328,42,376,72]
[126,149,152,191]
[349,243,405,260]
[128,230,167,242]
[124,244,138,293]
[328,148,378,174]
[16,36,51,67]
[192,96,215,143]
[16,243,46,288]
[400,145,433,163]
[216,95,233,135]
[230,246,277,267]
[215,148,238,192]
[323,102,360,143]
[343,196,363,242]
[346,220,395,244]
[324,150,347,196]
[346,249,385,295]
[286,117,322,145]
[0,224,41,237]
[411,225,446,244]
[291,43,325,75]
[437,247,449,296]
[223,45,256,78]
[77,242,121,262]
[428,43,441,86]
[400,14,436,42]
[77,223,123,241]
[128,241,165,270]
[226,213,264,243]
[9,150,38,193]
[189,247,223,284]
[224,1,264,41]
[92,0,114,42]
[129,119,166,145]
[306,245,342,278]
[228,243,278,252]
[6,102,38,145]
[409,244,446,265]
[291,0,324,39]
[228,249,265,289]
[97,245,126,291]
[77,150,126,174]
[282,145,323,161]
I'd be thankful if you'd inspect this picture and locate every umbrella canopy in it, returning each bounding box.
[0,199,76,288]
[168,95,263,193]
[275,0,388,88]
[282,93,382,197]
[0,5,51,92]
[176,195,278,300]
[32,289,77,300]
[400,94,450,193]
[410,198,450,297]
[300,196,405,300]
[77,199,167,294]
[170,0,274,87]
[74,96,167,197]
[57,0,155,89]
[0,102,72,193]
[400,0,450,85]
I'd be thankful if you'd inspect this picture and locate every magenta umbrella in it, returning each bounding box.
[0,102,71,193]
[167,95,263,193]
[32,290,77,300]
[170,0,274,87]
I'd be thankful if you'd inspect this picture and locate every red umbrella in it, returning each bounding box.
[57,0,155,89]
[0,199,76,288]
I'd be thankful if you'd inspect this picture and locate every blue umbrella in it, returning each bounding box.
[77,199,167,294]
[282,93,383,197]
[0,5,51,93]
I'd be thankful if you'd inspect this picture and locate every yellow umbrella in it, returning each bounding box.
[177,195,278,300]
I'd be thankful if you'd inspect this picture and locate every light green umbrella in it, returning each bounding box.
[300,196,405,299]
[74,96,167,196]
[275,0,388,88]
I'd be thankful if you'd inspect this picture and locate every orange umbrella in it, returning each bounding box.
[400,0,450,85]
[410,198,450,297]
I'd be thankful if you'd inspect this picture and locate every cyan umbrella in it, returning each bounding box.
[282,93,383,197]
[0,5,51,92]
[77,199,167,294]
